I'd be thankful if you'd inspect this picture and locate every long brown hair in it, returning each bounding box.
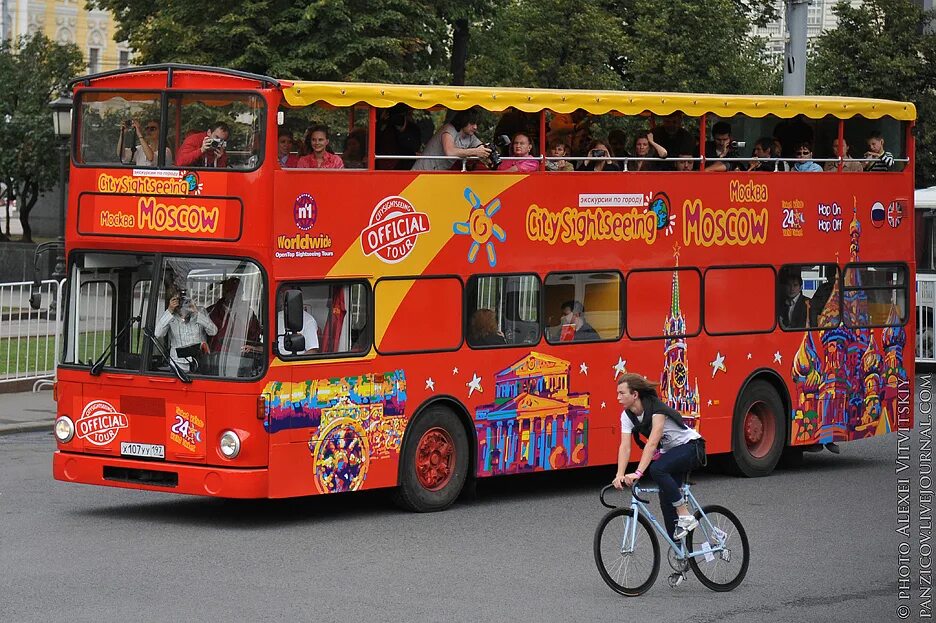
[616,372,659,399]
[470,308,498,340]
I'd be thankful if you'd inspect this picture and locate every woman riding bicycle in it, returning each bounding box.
[612,373,706,540]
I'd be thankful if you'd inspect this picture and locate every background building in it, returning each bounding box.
[752,0,862,60]
[0,0,130,73]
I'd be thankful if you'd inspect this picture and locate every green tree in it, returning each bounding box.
[809,0,936,188]
[615,0,779,94]
[91,0,448,82]
[466,0,625,90]
[0,34,84,242]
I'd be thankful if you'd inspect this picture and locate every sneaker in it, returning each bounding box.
[673,515,698,540]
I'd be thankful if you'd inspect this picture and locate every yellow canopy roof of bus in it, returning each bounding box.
[281,82,916,121]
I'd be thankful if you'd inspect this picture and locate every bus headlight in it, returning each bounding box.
[54,416,75,443]
[219,430,241,458]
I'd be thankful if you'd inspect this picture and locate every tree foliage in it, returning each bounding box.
[0,34,84,242]
[90,0,448,82]
[809,0,936,187]
[615,0,778,94]
[466,0,625,90]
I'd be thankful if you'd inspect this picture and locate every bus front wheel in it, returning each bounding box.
[395,406,469,512]
[730,380,785,477]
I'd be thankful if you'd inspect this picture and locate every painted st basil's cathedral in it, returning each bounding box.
[791,211,907,444]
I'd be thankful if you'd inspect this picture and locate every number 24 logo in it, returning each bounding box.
[171,415,191,438]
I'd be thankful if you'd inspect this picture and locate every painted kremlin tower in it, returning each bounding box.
[659,246,702,430]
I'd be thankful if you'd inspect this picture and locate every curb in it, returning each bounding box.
[0,421,52,436]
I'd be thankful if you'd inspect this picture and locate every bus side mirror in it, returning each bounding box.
[283,289,304,332]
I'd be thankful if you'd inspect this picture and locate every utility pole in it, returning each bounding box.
[783,0,810,96]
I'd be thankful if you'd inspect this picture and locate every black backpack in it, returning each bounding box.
[624,395,687,449]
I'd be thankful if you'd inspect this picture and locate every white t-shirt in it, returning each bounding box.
[620,409,700,453]
[412,124,481,170]
[276,310,319,354]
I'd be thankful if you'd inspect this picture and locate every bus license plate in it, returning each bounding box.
[120,442,165,459]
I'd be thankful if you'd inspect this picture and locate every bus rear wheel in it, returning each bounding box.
[395,406,469,512]
[730,380,785,477]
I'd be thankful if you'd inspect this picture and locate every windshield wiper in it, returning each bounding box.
[140,327,192,384]
[89,315,141,376]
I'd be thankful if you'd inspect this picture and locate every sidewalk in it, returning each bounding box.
[0,388,55,435]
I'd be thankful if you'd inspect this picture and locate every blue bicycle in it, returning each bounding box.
[594,480,750,595]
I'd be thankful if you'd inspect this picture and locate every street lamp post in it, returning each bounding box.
[49,94,73,281]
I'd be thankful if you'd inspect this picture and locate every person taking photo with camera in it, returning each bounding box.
[578,139,620,172]
[413,108,491,171]
[155,286,218,372]
[117,118,172,167]
[177,121,230,167]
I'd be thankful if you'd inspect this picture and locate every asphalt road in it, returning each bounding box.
[0,426,902,623]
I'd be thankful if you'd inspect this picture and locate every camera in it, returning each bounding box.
[590,149,608,159]
[484,134,512,168]
[178,289,191,308]
[208,137,227,150]
[122,119,134,130]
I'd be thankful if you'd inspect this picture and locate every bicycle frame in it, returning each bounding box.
[620,483,728,560]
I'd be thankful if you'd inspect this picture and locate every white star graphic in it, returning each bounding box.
[709,352,726,378]
[747,353,752,360]
[580,362,589,375]
[707,399,713,406]
[425,378,435,391]
[601,401,607,409]
[613,357,627,378]
[773,351,782,364]
[452,366,459,375]
[466,373,483,397]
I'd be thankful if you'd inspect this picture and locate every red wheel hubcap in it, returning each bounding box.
[743,401,776,459]
[415,427,455,491]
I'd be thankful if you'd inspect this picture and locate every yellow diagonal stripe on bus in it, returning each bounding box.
[328,174,526,349]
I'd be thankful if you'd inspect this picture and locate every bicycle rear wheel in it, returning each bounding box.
[686,505,750,591]
[593,508,660,596]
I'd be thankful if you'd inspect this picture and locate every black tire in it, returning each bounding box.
[394,405,469,512]
[593,508,660,596]
[686,505,750,592]
[730,380,785,477]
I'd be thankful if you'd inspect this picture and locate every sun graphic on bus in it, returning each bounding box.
[180,171,203,195]
[453,187,507,267]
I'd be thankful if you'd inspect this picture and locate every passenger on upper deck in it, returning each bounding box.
[607,130,630,164]
[672,141,696,171]
[277,129,300,168]
[578,140,620,172]
[704,122,741,171]
[747,137,775,172]
[651,112,694,157]
[117,118,173,167]
[791,141,822,172]
[342,127,367,169]
[632,131,667,171]
[176,121,229,168]
[863,131,895,172]
[298,125,345,169]
[823,137,863,172]
[376,103,422,170]
[545,140,574,172]
[497,132,539,172]
[412,108,491,171]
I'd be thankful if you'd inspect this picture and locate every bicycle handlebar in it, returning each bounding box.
[599,483,652,508]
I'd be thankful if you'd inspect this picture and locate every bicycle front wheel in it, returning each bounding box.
[593,508,660,596]
[686,505,750,591]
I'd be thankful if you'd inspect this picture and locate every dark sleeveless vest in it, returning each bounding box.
[624,394,687,449]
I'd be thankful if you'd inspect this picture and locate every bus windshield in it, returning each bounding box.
[63,253,266,379]
[76,90,265,170]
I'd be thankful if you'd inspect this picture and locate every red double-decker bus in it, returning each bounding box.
[53,65,915,510]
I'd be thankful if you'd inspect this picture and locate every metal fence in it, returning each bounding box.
[0,280,63,386]
[918,273,936,364]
